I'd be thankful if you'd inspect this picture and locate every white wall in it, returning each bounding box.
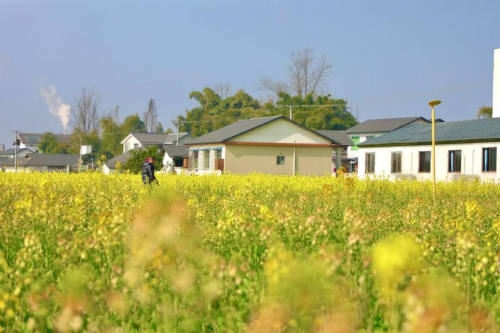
[19,143,40,152]
[358,142,500,182]
[231,118,331,144]
[123,136,141,153]
[494,48,500,118]
[187,144,225,175]
[347,133,386,158]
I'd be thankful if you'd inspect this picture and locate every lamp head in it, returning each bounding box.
[428,100,442,107]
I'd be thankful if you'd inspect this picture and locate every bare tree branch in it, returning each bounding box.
[258,77,290,95]
[260,47,332,99]
[144,99,158,133]
[310,54,332,96]
[212,83,232,99]
[71,86,102,134]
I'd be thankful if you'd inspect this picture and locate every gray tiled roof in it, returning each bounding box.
[25,153,79,166]
[188,116,340,145]
[360,118,500,147]
[105,148,142,168]
[164,146,188,157]
[14,133,72,145]
[346,117,429,134]
[0,153,79,167]
[317,130,354,146]
[129,132,188,145]
[0,148,34,156]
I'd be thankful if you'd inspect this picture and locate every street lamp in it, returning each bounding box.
[428,100,441,201]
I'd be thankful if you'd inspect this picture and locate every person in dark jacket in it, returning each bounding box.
[142,156,159,185]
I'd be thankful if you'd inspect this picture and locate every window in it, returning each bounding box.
[366,136,376,141]
[351,136,360,151]
[204,151,210,170]
[277,156,285,165]
[134,143,139,149]
[419,151,431,173]
[391,152,402,173]
[448,150,462,173]
[365,152,375,174]
[216,150,222,160]
[483,148,497,172]
[193,151,199,169]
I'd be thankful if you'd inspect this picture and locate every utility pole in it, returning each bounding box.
[289,105,293,120]
[79,138,83,173]
[11,130,20,173]
[171,119,186,146]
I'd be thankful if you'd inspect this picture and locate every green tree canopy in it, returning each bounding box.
[177,88,357,137]
[477,106,493,119]
[100,116,123,156]
[121,114,146,135]
[39,132,70,154]
[124,146,164,174]
[156,123,164,133]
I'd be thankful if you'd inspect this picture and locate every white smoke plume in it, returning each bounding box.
[40,85,71,133]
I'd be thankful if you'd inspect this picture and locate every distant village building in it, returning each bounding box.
[0,153,79,173]
[357,118,500,182]
[185,116,346,176]
[12,133,72,153]
[357,48,500,183]
[120,132,191,153]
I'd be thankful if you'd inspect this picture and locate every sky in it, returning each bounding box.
[0,0,499,148]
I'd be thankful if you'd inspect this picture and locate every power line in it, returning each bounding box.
[11,130,20,173]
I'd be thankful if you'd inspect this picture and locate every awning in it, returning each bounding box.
[189,148,200,152]
[211,147,223,151]
[200,148,211,151]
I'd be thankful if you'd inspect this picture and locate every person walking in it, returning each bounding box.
[142,156,159,186]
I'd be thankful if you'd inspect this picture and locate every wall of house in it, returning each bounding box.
[19,143,40,152]
[230,119,331,144]
[123,136,142,153]
[347,132,386,159]
[225,145,294,175]
[187,145,225,175]
[358,142,500,182]
[295,147,333,176]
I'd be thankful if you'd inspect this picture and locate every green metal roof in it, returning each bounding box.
[360,118,500,147]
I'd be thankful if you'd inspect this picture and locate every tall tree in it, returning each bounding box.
[143,99,158,133]
[259,47,332,98]
[100,116,123,156]
[477,106,493,119]
[121,114,146,135]
[71,86,102,134]
[156,123,164,133]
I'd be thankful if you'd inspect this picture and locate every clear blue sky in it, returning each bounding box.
[0,0,499,148]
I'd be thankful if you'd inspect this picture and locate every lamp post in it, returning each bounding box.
[428,100,441,201]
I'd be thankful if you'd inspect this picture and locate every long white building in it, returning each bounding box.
[357,49,500,182]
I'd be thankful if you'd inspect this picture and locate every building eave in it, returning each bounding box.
[360,138,500,148]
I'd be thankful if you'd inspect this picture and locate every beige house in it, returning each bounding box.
[185,116,346,176]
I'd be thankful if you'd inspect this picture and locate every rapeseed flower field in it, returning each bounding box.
[1,173,500,332]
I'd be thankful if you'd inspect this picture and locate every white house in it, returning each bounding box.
[12,133,72,153]
[103,146,188,175]
[185,116,346,176]
[357,118,500,182]
[357,48,500,182]
[120,132,191,153]
[345,117,440,159]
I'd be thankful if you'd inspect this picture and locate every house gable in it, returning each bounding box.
[228,118,332,145]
